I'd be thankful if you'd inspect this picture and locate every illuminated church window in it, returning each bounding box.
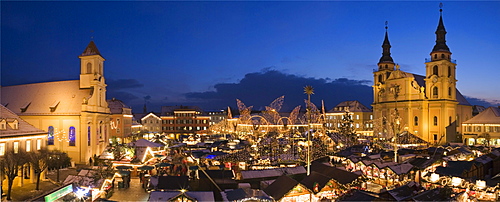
[48,126,54,145]
[69,126,76,146]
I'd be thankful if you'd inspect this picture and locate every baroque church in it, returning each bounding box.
[372,7,472,144]
[1,41,110,164]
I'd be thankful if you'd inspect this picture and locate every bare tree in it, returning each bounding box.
[0,150,28,200]
[27,148,50,190]
[47,150,71,183]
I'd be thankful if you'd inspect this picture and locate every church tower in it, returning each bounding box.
[373,22,395,104]
[424,4,457,101]
[79,41,108,112]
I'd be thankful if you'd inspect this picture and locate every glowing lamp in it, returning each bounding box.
[451,177,462,187]
[430,173,440,183]
[476,180,486,189]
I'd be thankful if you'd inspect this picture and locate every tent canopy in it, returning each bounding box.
[128,139,164,147]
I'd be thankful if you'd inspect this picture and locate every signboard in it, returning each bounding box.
[44,184,73,202]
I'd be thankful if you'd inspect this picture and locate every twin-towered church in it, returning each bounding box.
[1,6,474,164]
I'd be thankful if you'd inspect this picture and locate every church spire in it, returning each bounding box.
[378,21,394,71]
[431,3,450,54]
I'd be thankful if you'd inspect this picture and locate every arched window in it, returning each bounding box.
[378,75,383,83]
[441,54,445,59]
[86,62,92,74]
[433,65,438,75]
[448,66,451,77]
[433,87,438,98]
[433,116,438,126]
[448,87,452,97]
[88,126,91,146]
[434,54,437,59]
[99,63,103,74]
[69,126,76,146]
[48,126,54,145]
[414,116,419,126]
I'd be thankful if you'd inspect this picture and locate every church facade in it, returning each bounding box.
[1,41,110,163]
[372,8,472,145]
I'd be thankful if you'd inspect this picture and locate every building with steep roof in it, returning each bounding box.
[107,98,133,142]
[462,107,500,146]
[1,41,110,164]
[326,100,373,137]
[372,7,472,144]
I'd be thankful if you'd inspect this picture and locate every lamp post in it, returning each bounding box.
[304,85,314,175]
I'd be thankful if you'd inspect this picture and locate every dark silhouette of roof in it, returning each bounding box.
[80,40,102,57]
[157,176,189,190]
[435,161,478,177]
[310,161,361,185]
[263,175,301,201]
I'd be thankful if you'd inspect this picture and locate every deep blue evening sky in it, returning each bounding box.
[2,1,500,112]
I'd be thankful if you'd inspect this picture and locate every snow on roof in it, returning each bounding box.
[463,107,500,124]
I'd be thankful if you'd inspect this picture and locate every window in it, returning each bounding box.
[433,87,438,98]
[448,87,452,97]
[26,140,31,152]
[433,116,438,126]
[433,65,438,75]
[87,62,92,74]
[0,143,5,156]
[414,116,419,126]
[13,142,19,153]
[449,116,452,125]
[370,115,373,120]
[48,126,54,145]
[441,54,445,59]
[434,134,438,141]
[117,118,120,124]
[378,75,383,83]
[88,126,91,146]
[356,124,359,128]
[69,126,76,146]
[0,119,5,130]
[356,115,359,120]
[36,139,41,150]
[448,66,451,77]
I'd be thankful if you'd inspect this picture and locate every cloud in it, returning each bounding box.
[182,69,374,111]
[464,96,500,107]
[107,91,139,104]
[106,79,144,91]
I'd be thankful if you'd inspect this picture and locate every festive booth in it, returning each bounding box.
[264,175,317,202]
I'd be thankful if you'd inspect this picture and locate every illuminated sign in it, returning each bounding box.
[44,184,73,202]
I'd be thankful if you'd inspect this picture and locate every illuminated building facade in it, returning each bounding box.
[462,107,500,146]
[160,106,210,139]
[372,8,472,144]
[141,113,162,133]
[1,41,111,163]
[0,104,48,182]
[107,98,133,142]
[326,100,373,136]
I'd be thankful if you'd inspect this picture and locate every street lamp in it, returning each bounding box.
[304,85,314,175]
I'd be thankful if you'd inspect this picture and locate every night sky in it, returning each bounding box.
[2,1,499,113]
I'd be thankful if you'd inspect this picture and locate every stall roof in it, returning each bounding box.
[148,191,214,201]
[240,166,306,180]
[128,139,164,147]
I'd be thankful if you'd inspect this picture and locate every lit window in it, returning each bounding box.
[69,126,76,146]
[36,139,41,150]
[26,140,31,152]
[356,115,359,120]
[0,143,5,155]
[370,115,373,120]
[13,142,19,153]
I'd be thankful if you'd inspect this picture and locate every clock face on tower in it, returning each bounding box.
[432,77,438,83]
